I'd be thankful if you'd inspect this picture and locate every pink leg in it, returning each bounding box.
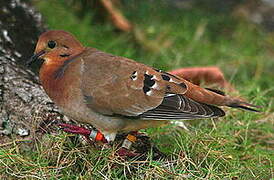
[116,147,139,157]
[58,123,107,143]
[58,123,140,157]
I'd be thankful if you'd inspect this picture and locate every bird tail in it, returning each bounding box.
[205,87,261,112]
[225,98,261,112]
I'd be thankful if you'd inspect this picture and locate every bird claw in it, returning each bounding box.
[116,147,140,158]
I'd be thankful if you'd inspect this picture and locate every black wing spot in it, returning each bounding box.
[143,86,151,94]
[130,71,137,80]
[143,73,155,95]
[145,74,153,79]
[161,74,171,81]
[144,74,155,87]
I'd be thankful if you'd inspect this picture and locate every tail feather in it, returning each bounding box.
[227,100,261,112]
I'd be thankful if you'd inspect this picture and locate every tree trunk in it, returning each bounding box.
[0,0,63,146]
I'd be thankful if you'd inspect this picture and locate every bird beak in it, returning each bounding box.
[26,50,45,66]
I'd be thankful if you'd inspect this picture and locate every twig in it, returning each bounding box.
[100,0,133,32]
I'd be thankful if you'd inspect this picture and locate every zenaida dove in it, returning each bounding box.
[27,30,259,148]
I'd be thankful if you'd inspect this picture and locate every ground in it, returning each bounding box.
[0,0,273,179]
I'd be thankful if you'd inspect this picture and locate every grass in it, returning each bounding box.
[1,0,274,179]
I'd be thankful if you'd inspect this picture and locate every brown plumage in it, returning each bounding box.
[28,30,260,141]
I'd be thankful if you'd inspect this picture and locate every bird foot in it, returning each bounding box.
[58,124,140,157]
[58,123,107,143]
[116,147,140,157]
[58,123,91,136]
[116,133,139,158]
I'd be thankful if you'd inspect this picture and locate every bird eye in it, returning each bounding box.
[48,40,56,49]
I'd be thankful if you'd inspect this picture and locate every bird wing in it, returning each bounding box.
[80,48,225,120]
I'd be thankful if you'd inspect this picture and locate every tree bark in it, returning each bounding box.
[0,0,63,146]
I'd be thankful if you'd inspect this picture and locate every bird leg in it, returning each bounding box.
[58,123,107,143]
[168,66,235,91]
[116,132,140,157]
[59,124,140,157]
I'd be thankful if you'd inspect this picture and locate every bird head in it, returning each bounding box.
[27,30,85,66]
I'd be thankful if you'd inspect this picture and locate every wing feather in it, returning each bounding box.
[139,94,225,120]
[80,48,225,120]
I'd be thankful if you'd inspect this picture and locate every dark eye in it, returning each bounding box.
[48,40,56,49]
